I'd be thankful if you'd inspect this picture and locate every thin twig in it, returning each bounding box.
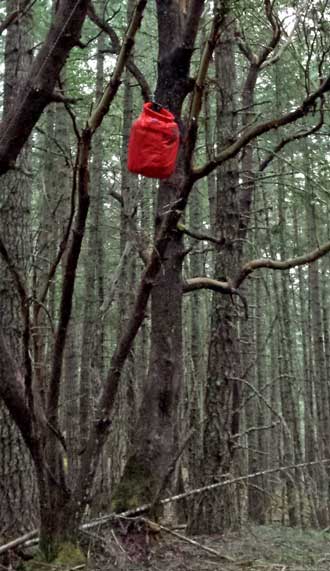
[139,517,236,563]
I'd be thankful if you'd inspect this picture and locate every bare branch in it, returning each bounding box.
[99,241,133,319]
[49,91,80,105]
[236,33,257,64]
[188,5,225,124]
[256,0,281,67]
[0,236,28,305]
[234,240,330,289]
[88,0,149,132]
[193,74,330,181]
[259,108,324,172]
[85,458,330,526]
[177,222,225,246]
[87,1,151,101]
[37,152,78,311]
[0,530,38,556]
[139,517,236,563]
[183,276,232,294]
[47,130,91,424]
[236,0,281,68]
[183,276,249,318]
[109,189,150,264]
[261,0,310,69]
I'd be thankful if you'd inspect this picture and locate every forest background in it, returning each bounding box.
[1,0,330,564]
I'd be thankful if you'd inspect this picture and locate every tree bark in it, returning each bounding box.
[0,0,38,536]
[113,0,205,511]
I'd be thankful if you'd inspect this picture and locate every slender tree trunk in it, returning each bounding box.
[79,29,105,455]
[305,147,330,526]
[192,14,242,533]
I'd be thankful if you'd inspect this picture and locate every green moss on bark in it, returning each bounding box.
[112,456,156,512]
[24,541,86,568]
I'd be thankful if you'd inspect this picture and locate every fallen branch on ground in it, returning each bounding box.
[3,457,330,555]
[139,517,236,563]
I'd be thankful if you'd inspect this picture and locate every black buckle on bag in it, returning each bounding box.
[150,100,163,112]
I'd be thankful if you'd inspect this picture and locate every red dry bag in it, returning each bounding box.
[127,102,180,179]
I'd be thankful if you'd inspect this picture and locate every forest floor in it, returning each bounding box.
[87,522,330,571]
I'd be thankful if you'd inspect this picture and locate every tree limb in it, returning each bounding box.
[177,222,225,246]
[259,108,324,172]
[183,241,330,310]
[47,130,91,424]
[183,276,248,318]
[0,0,90,175]
[140,517,236,563]
[233,240,330,289]
[37,152,78,312]
[193,74,330,181]
[85,458,330,526]
[256,0,281,67]
[188,3,225,124]
[88,0,149,132]
[261,0,310,69]
[87,0,151,101]
[183,276,232,294]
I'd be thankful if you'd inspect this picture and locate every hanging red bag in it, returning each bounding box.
[127,102,180,179]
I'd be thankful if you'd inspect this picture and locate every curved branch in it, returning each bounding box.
[183,240,330,316]
[183,277,248,318]
[193,74,330,181]
[234,240,330,289]
[183,276,231,294]
[177,223,225,246]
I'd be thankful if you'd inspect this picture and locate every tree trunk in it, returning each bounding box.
[0,0,38,536]
[192,14,241,533]
[113,0,204,511]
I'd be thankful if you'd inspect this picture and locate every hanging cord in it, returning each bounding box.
[0,0,84,152]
